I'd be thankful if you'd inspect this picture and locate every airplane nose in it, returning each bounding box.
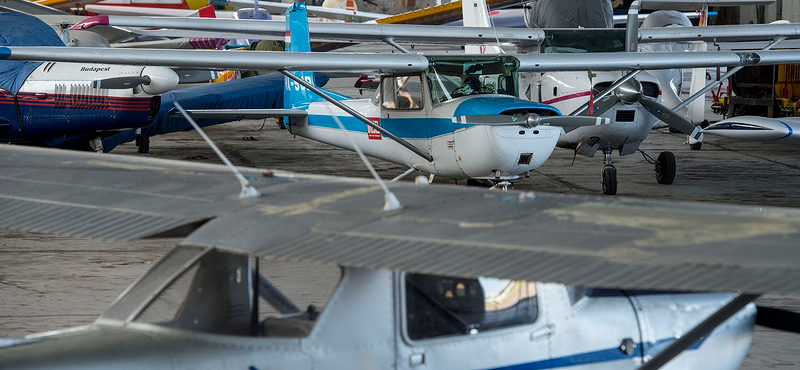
[615,78,643,104]
[140,66,180,95]
[0,325,172,370]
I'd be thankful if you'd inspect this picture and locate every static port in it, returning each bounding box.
[519,130,525,135]
[518,153,533,165]
[533,130,540,135]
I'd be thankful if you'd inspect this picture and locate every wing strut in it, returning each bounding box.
[279,70,434,163]
[637,294,759,370]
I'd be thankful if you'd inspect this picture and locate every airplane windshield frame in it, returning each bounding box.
[100,245,341,338]
[425,56,520,105]
[541,29,626,54]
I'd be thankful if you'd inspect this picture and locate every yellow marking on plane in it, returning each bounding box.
[377,0,518,25]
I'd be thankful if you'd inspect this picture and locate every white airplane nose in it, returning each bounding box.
[704,116,796,142]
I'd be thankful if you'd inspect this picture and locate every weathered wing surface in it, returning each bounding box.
[2,145,800,295]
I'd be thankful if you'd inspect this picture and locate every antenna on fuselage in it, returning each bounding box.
[172,102,261,199]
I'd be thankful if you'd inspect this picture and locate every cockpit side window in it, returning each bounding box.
[381,75,423,110]
[405,273,537,341]
[129,247,342,338]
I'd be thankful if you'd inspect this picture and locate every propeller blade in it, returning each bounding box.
[453,114,610,130]
[91,76,150,89]
[453,114,539,128]
[176,70,219,84]
[539,115,611,130]
[757,305,800,334]
[639,98,703,141]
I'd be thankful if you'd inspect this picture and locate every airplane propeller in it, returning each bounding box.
[91,76,151,89]
[91,67,180,95]
[455,114,610,130]
[579,78,703,142]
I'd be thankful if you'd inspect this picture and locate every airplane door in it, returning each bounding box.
[396,273,552,370]
[379,75,433,167]
[548,287,643,369]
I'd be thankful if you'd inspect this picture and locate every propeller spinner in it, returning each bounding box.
[90,66,179,95]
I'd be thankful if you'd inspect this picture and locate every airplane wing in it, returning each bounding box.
[68,15,800,50]
[70,16,545,47]
[213,0,388,22]
[1,144,799,296]
[4,46,800,72]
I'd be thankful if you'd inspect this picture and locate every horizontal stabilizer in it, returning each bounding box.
[166,108,308,120]
[3,145,800,295]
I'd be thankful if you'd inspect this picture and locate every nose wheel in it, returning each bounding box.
[600,149,617,195]
[602,165,617,195]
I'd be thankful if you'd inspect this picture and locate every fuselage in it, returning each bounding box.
[289,94,563,180]
[521,70,661,156]
[0,62,167,148]
[0,260,756,370]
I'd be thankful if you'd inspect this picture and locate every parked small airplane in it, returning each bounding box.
[701,115,800,144]
[0,143,798,370]
[0,12,178,151]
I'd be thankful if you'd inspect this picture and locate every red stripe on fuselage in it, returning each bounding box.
[542,91,592,105]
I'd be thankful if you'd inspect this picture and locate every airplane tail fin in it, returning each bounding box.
[284,1,319,109]
[463,0,502,55]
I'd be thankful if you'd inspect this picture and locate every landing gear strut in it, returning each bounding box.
[601,148,617,196]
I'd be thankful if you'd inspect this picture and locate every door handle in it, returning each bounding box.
[530,324,555,341]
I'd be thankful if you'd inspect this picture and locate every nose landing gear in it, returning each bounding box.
[601,148,617,196]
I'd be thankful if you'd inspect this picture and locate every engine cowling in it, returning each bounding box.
[140,66,179,95]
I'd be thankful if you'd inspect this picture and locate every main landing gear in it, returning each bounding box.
[640,149,676,185]
[602,149,677,195]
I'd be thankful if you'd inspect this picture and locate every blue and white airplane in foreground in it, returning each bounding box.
[0,139,799,370]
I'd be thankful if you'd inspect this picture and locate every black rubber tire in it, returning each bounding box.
[655,151,676,185]
[689,142,702,151]
[602,165,617,195]
[136,136,150,154]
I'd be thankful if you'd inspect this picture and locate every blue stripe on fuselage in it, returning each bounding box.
[488,337,707,370]
[307,114,464,139]
[776,120,794,140]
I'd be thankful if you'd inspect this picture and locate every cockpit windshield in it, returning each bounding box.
[541,29,625,54]
[101,246,341,338]
[425,56,520,105]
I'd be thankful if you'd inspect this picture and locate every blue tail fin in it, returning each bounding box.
[284,1,318,109]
